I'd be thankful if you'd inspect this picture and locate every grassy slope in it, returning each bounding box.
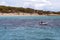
[0,5,60,15]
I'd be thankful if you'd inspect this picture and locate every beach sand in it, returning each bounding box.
[0,12,59,16]
[0,13,40,16]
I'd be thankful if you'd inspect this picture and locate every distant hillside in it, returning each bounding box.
[0,6,60,15]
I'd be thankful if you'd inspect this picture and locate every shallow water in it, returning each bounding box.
[0,16,60,40]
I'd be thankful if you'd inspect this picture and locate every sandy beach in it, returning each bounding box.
[0,13,41,16]
[0,12,59,16]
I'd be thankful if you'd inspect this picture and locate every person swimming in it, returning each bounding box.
[39,21,48,25]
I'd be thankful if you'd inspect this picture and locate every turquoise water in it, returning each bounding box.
[0,16,60,40]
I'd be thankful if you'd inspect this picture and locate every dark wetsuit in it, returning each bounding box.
[40,21,43,24]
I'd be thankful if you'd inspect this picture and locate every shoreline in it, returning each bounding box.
[0,13,60,16]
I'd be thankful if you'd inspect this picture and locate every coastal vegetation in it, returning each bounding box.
[0,5,60,15]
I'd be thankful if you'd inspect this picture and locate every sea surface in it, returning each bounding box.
[0,16,60,40]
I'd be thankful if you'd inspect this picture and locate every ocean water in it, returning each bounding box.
[0,16,60,40]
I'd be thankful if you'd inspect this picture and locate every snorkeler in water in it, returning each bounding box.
[39,21,48,25]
